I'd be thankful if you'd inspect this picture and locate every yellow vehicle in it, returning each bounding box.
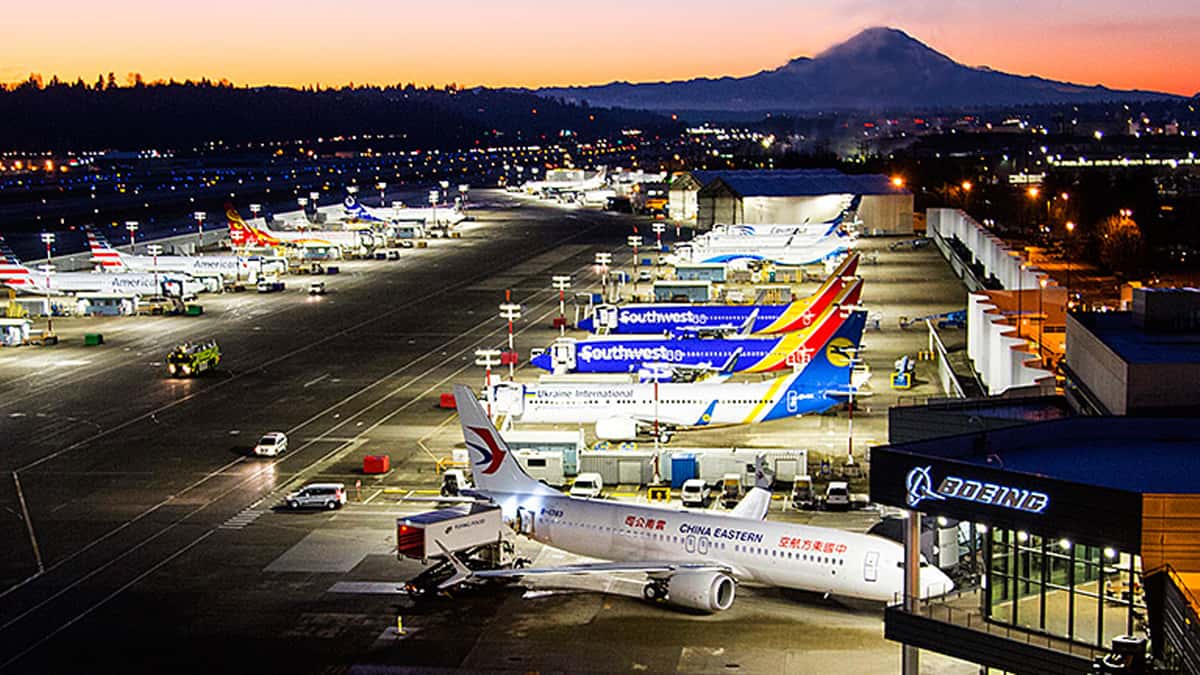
[166,339,221,377]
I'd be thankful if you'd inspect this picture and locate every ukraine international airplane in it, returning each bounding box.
[578,254,860,336]
[493,302,868,441]
[435,386,953,612]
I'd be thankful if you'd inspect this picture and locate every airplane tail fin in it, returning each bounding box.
[225,203,254,246]
[0,234,36,288]
[737,308,759,337]
[453,385,559,497]
[790,309,867,387]
[85,226,126,270]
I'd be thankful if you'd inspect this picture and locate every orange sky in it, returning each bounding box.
[1,1,1197,95]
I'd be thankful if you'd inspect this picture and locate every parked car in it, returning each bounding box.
[252,432,288,457]
[569,472,604,499]
[308,280,327,295]
[285,483,347,510]
[680,478,710,507]
[825,481,850,511]
[441,469,470,497]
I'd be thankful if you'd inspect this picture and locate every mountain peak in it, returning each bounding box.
[816,26,949,65]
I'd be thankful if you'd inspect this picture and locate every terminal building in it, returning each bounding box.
[873,288,1200,673]
[667,169,913,234]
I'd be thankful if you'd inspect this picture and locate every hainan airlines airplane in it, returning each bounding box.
[0,235,204,297]
[491,308,868,441]
[225,205,373,254]
[436,385,953,612]
[86,228,250,280]
[578,255,860,336]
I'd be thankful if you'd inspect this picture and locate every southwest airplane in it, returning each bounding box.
[670,230,853,267]
[342,195,465,227]
[491,308,868,441]
[531,306,865,377]
[226,205,373,253]
[86,228,250,280]
[0,235,203,297]
[578,254,860,336]
[435,385,953,611]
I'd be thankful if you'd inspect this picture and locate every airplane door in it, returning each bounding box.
[550,340,577,374]
[595,305,619,332]
[864,551,880,583]
[515,507,536,536]
[697,536,710,556]
[493,383,525,416]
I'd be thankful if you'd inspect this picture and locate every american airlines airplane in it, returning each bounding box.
[86,228,250,280]
[0,235,204,297]
[226,205,373,253]
[342,195,465,227]
[491,308,868,440]
[530,305,865,377]
[578,256,860,336]
[437,385,953,612]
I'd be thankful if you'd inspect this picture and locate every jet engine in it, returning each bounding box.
[660,570,736,612]
[594,417,637,441]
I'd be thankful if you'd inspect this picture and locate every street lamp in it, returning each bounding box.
[147,244,163,295]
[376,182,387,206]
[429,190,440,229]
[628,235,643,297]
[1017,262,1025,339]
[474,348,503,418]
[652,222,665,250]
[125,221,139,249]
[1065,221,1075,307]
[594,251,612,300]
[1038,278,1048,366]
[249,203,262,222]
[40,232,55,330]
[960,181,972,210]
[552,275,571,335]
[193,211,206,251]
[499,297,522,380]
[458,184,469,212]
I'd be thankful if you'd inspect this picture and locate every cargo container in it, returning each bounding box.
[396,505,503,561]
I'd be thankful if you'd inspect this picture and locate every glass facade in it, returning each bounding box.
[984,527,1146,647]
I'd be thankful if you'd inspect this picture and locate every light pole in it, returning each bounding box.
[376,182,387,206]
[147,244,163,295]
[627,235,642,297]
[552,275,571,335]
[249,203,262,222]
[499,295,522,380]
[458,184,469,212]
[125,221,139,250]
[1065,221,1075,308]
[309,191,320,223]
[960,181,972,210]
[192,211,206,252]
[295,198,308,231]
[594,251,612,301]
[652,222,665,251]
[1017,263,1025,340]
[1038,278,1047,367]
[429,190,440,229]
[474,348,502,419]
[1026,186,1040,236]
[40,232,54,333]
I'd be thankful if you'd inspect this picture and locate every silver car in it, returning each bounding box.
[285,483,347,510]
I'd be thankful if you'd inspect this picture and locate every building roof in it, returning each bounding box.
[689,169,910,198]
[883,417,1200,494]
[1071,311,1200,365]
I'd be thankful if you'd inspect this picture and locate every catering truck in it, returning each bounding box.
[399,504,525,597]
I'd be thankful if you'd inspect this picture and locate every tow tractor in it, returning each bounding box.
[891,355,915,390]
[898,310,966,331]
[166,339,221,377]
[398,504,529,598]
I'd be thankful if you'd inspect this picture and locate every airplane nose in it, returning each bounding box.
[530,351,550,371]
[919,566,954,599]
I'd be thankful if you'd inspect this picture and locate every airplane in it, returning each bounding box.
[523,167,608,197]
[342,195,465,227]
[695,218,849,247]
[86,228,250,280]
[0,235,203,297]
[669,230,853,268]
[433,385,953,611]
[578,254,860,336]
[226,204,374,253]
[530,305,865,377]
[491,308,868,441]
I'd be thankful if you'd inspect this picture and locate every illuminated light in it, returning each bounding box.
[891,176,904,188]
[1104,547,1117,559]
[1017,531,1029,543]
[961,181,972,191]
[1059,538,1071,551]
[976,524,988,534]
[936,516,949,527]
[1066,221,1075,233]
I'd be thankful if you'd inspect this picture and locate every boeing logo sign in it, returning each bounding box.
[905,465,1049,514]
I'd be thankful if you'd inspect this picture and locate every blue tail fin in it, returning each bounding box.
[791,309,867,387]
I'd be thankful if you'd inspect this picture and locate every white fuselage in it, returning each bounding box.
[111,254,248,280]
[488,492,950,601]
[16,271,201,297]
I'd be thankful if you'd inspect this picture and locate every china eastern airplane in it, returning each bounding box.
[578,255,860,336]
[531,303,865,378]
[225,205,373,252]
[491,309,867,441]
[670,230,853,267]
[86,228,250,280]
[342,195,465,227]
[433,385,953,612]
[0,235,204,297]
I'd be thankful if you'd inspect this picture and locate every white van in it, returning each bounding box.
[569,473,604,499]
[825,481,850,511]
[680,479,710,507]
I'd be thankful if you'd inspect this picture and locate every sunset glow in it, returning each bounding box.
[0,0,1197,94]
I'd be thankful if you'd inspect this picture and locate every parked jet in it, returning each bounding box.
[492,308,868,441]
[531,303,864,377]
[669,230,853,267]
[226,205,373,254]
[86,228,250,280]
[0,235,202,297]
[578,255,860,336]
[435,385,952,611]
[342,195,465,227]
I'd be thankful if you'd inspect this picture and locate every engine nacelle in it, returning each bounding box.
[594,417,638,441]
[665,570,736,612]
